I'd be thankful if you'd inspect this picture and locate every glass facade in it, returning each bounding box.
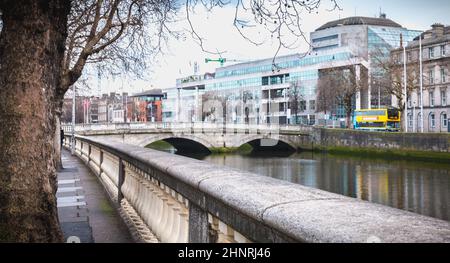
[167,51,355,124]
[164,19,422,125]
[214,52,352,79]
[368,26,422,107]
[368,26,421,52]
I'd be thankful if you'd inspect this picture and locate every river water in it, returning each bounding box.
[149,144,450,221]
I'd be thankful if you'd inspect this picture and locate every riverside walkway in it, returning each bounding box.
[57,149,133,243]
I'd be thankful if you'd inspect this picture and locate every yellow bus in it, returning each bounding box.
[354,108,401,131]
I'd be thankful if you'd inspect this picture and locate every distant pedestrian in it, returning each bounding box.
[61,129,65,148]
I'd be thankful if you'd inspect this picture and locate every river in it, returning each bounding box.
[148,143,450,222]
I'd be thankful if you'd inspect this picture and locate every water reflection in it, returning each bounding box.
[202,152,450,221]
[149,144,450,221]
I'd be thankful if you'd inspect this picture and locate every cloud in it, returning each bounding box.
[90,0,446,95]
[145,3,344,90]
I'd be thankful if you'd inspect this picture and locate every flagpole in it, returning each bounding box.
[419,35,424,133]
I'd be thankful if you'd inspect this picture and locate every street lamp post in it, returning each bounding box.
[413,101,416,133]
[378,86,381,109]
[150,103,154,123]
[368,55,372,109]
[419,36,424,132]
[268,89,271,124]
[403,41,408,133]
[71,85,75,155]
[124,93,127,123]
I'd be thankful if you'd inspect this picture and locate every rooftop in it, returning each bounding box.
[396,24,450,50]
[316,16,402,31]
[131,89,164,97]
[413,25,450,40]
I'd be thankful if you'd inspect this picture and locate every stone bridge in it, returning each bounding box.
[64,122,318,153]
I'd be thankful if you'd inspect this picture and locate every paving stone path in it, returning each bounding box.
[57,149,133,243]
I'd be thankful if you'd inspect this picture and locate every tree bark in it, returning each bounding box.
[55,116,63,171]
[0,0,70,242]
[346,111,352,129]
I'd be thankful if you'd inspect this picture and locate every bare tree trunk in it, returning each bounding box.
[55,116,63,171]
[346,111,352,129]
[0,0,70,242]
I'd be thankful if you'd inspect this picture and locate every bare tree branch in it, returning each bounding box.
[57,0,341,102]
[370,46,420,112]
[185,0,341,64]
[59,0,180,98]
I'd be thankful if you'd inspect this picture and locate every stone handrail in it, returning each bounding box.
[63,135,450,243]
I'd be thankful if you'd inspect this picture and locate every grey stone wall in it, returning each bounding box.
[314,128,450,153]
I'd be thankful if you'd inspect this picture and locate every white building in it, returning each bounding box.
[163,15,421,125]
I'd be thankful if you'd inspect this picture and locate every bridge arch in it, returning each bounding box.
[237,134,297,152]
[139,134,213,154]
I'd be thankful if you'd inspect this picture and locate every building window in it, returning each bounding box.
[441,45,446,56]
[309,115,316,125]
[442,90,447,106]
[309,100,316,111]
[312,45,339,52]
[429,90,435,107]
[408,114,413,128]
[429,113,436,128]
[312,34,339,43]
[429,69,434,84]
[429,47,435,58]
[408,98,412,108]
[299,100,306,111]
[442,113,448,127]
[441,68,446,83]
[393,54,399,63]
[417,113,422,130]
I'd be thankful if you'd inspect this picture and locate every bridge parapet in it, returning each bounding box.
[64,135,450,243]
[63,122,314,135]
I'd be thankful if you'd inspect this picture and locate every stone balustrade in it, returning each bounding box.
[63,122,314,135]
[63,135,450,243]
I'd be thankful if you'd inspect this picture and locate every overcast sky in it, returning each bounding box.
[89,0,450,96]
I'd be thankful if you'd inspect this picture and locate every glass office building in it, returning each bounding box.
[366,26,422,107]
[163,15,421,124]
[311,15,421,111]
[164,50,355,124]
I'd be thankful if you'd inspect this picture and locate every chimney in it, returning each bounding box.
[379,13,386,19]
[424,30,433,40]
[432,23,444,37]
